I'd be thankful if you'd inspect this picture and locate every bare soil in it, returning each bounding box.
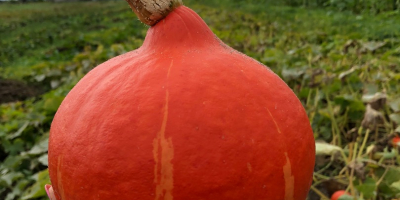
[0,79,39,104]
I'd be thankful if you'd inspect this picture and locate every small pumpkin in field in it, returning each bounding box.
[48,0,315,199]
[392,136,400,147]
[331,190,352,200]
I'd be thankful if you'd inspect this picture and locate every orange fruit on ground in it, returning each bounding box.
[48,1,315,199]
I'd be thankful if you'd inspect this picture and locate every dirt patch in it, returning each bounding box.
[0,79,39,104]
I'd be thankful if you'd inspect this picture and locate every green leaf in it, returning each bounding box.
[361,41,386,52]
[355,178,377,198]
[374,149,397,160]
[315,142,342,156]
[1,155,25,170]
[390,180,400,192]
[50,80,60,89]
[377,167,400,197]
[43,96,64,113]
[38,154,48,166]
[338,195,354,200]
[361,92,386,104]
[34,74,46,82]
[27,138,48,156]
[377,167,400,185]
[334,95,365,111]
[7,179,32,199]
[389,98,400,112]
[390,113,400,124]
[21,169,50,200]
[363,84,379,95]
[3,139,25,155]
[7,121,29,140]
[0,172,24,188]
[338,67,357,80]
[281,68,305,81]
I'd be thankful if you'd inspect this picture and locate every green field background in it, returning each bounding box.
[1,0,400,199]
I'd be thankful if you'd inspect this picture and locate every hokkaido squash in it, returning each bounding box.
[48,0,315,199]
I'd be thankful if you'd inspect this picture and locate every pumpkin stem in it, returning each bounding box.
[125,0,183,26]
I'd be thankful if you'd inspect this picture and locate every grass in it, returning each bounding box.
[1,0,399,77]
[1,1,400,200]
[0,1,143,77]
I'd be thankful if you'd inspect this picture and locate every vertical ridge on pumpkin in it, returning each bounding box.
[247,163,252,173]
[266,108,281,133]
[56,156,65,200]
[153,91,174,200]
[167,60,173,77]
[283,152,294,200]
[153,60,175,200]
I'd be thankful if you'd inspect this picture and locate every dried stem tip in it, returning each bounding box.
[125,0,183,26]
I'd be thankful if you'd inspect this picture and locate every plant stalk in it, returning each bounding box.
[125,0,183,26]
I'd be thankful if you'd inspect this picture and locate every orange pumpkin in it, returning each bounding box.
[48,0,315,199]
[331,190,351,200]
[392,136,400,147]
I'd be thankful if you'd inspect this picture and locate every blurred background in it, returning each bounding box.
[1,0,400,199]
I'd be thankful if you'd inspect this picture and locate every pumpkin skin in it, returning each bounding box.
[48,5,315,200]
